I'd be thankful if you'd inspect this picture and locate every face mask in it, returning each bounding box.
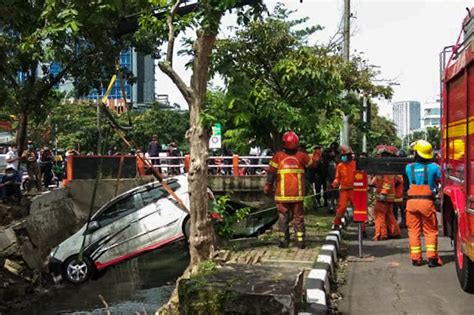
[27,145,33,149]
[341,155,348,162]
[5,171,14,177]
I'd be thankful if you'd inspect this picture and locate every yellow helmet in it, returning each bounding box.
[410,140,433,159]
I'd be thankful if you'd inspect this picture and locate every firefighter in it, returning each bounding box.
[264,131,314,249]
[406,140,443,267]
[331,145,362,232]
[372,145,401,240]
[395,149,409,229]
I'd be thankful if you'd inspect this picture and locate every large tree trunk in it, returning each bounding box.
[186,28,220,266]
[16,111,28,156]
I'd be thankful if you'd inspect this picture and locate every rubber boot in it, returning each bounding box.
[278,231,290,248]
[412,259,422,267]
[296,231,305,249]
[428,257,443,268]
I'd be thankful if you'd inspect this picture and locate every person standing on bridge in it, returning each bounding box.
[406,140,443,267]
[263,131,314,249]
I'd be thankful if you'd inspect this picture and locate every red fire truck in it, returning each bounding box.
[440,7,474,292]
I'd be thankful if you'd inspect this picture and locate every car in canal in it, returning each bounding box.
[49,175,198,284]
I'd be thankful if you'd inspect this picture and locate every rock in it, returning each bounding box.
[179,264,304,315]
[4,259,24,275]
[0,227,18,257]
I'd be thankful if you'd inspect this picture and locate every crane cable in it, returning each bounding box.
[100,64,190,213]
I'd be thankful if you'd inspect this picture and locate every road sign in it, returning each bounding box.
[352,170,368,223]
[212,123,222,136]
[209,123,222,149]
[209,135,222,149]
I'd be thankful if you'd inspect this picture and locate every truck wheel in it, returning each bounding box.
[454,218,474,293]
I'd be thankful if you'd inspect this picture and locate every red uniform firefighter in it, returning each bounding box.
[331,145,361,231]
[372,145,401,240]
[405,140,443,267]
[264,131,313,249]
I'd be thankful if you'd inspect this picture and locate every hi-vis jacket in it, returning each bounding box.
[372,175,396,202]
[268,151,310,203]
[333,160,356,190]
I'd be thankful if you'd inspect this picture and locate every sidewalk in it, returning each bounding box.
[338,223,474,315]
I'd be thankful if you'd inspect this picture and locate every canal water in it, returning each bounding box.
[12,241,189,315]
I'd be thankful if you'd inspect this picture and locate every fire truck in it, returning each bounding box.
[440,7,474,293]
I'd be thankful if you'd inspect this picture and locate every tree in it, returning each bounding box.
[403,126,440,151]
[349,101,401,154]
[0,1,150,154]
[208,4,392,152]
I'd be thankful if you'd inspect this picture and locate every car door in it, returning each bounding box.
[86,193,151,268]
[139,184,186,245]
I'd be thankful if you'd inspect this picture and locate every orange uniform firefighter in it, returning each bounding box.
[264,131,314,249]
[405,140,443,267]
[372,145,401,240]
[331,145,360,231]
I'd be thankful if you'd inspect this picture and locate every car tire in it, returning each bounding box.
[62,255,94,284]
[183,218,191,242]
[454,218,474,292]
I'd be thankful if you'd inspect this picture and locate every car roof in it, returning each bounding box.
[92,174,188,218]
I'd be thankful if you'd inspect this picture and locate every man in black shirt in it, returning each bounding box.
[147,134,161,173]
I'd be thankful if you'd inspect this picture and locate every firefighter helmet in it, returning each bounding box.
[411,140,434,160]
[339,145,352,155]
[282,131,299,150]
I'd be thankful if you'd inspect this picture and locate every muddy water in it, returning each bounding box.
[14,241,189,315]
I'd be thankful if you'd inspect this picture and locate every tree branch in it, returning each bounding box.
[159,61,194,103]
[166,0,182,66]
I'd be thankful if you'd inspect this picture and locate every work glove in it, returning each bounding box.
[263,182,273,195]
[331,181,339,189]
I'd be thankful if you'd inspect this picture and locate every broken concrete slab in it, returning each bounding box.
[0,228,18,257]
[4,259,24,275]
[179,264,304,315]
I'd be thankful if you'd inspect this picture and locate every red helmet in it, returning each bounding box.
[340,145,352,155]
[282,131,299,150]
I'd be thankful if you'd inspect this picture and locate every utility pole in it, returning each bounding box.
[362,96,367,153]
[341,0,351,146]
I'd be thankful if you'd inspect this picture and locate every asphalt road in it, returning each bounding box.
[338,223,474,315]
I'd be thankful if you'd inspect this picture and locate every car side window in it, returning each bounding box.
[140,187,166,205]
[140,182,181,205]
[96,194,143,227]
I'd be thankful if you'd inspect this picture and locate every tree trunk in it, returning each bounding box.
[186,27,219,267]
[16,111,28,156]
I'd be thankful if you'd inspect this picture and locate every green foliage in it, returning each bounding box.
[349,101,401,153]
[403,126,440,150]
[209,4,393,152]
[197,260,218,276]
[211,195,251,239]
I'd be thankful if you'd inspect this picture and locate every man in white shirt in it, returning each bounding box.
[5,144,19,171]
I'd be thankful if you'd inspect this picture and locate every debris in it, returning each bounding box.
[4,259,24,275]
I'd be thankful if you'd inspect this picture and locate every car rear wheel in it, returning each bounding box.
[454,218,474,292]
[63,255,94,284]
[183,218,191,242]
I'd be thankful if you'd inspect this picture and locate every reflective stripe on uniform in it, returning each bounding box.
[275,196,305,202]
[277,169,304,174]
[281,172,285,197]
[410,246,421,253]
[297,231,304,241]
[382,184,391,190]
[426,244,437,252]
[297,173,302,196]
[269,161,278,168]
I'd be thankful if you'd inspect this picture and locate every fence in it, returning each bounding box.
[65,154,272,183]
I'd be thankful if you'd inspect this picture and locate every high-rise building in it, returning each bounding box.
[392,101,421,138]
[87,49,155,112]
[422,99,441,129]
[46,48,155,111]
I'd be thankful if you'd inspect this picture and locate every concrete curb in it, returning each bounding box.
[300,209,353,315]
